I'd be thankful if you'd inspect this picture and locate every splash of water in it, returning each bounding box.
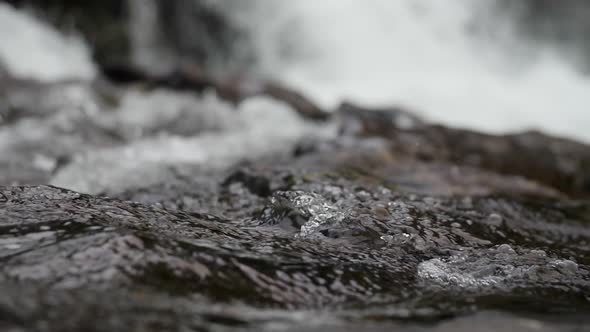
[1,1,589,143]
[0,3,95,82]
[243,0,590,143]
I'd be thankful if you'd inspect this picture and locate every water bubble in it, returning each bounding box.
[273,191,347,238]
[551,260,578,275]
[496,244,515,254]
[487,213,504,226]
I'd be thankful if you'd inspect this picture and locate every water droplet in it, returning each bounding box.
[551,260,578,275]
[496,244,515,254]
[380,235,394,242]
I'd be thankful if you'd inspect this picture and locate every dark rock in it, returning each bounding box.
[338,101,425,136]
[222,169,273,197]
[339,103,590,198]
[2,132,590,330]
[260,82,331,121]
[99,63,152,85]
[156,0,254,75]
[0,60,9,80]
[100,62,244,104]
[2,72,590,331]
[100,63,330,121]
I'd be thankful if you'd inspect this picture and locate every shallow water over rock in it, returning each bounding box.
[2,121,590,331]
[2,2,590,330]
[1,61,590,330]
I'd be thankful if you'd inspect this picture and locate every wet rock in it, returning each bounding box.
[101,63,330,121]
[417,245,585,291]
[260,82,331,121]
[340,103,590,198]
[222,169,273,197]
[100,63,242,103]
[338,101,425,136]
[2,151,590,331]
[2,73,590,330]
[284,311,590,332]
[267,191,348,238]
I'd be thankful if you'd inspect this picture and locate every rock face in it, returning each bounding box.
[1,91,590,331]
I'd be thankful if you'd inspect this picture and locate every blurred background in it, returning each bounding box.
[0,0,589,143]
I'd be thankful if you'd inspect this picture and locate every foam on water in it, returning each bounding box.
[1,1,588,142]
[270,191,347,238]
[0,3,95,82]
[417,244,581,291]
[50,91,335,194]
[0,3,335,193]
[244,0,590,143]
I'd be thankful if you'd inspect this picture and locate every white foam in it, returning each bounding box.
[0,3,96,82]
[50,91,335,193]
[245,0,590,143]
[417,246,581,290]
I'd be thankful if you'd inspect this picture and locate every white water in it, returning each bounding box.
[243,0,590,142]
[49,91,333,193]
[0,4,333,193]
[1,1,589,143]
[0,4,95,82]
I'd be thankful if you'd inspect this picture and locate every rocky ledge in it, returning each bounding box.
[1,82,590,331]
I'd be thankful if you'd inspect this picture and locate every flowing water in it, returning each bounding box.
[0,3,95,82]
[239,0,590,142]
[1,2,590,331]
[1,1,589,142]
